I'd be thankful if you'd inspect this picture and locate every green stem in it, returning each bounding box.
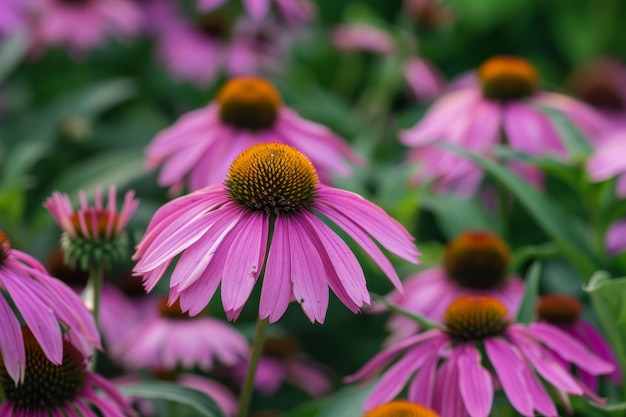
[237,316,269,417]
[371,293,439,330]
[84,265,103,371]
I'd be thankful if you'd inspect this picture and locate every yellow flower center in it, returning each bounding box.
[537,294,582,325]
[0,328,86,411]
[364,400,441,417]
[443,231,511,290]
[478,56,538,100]
[0,230,10,264]
[69,209,120,240]
[444,296,509,341]
[226,143,319,215]
[218,77,282,130]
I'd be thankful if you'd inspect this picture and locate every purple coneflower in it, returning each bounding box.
[44,185,139,270]
[384,231,524,343]
[233,334,331,397]
[196,0,315,24]
[146,77,362,192]
[537,293,622,390]
[0,230,100,384]
[116,298,249,371]
[0,329,133,416]
[401,55,611,194]
[30,0,143,54]
[134,142,419,323]
[365,400,441,417]
[346,295,614,417]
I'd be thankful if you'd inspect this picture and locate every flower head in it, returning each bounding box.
[44,185,139,270]
[537,293,622,389]
[384,231,524,342]
[134,143,419,323]
[0,329,133,416]
[0,230,100,384]
[196,0,316,24]
[115,297,250,371]
[346,295,614,417]
[146,77,362,192]
[365,400,441,417]
[234,333,332,397]
[401,55,612,194]
[30,0,143,55]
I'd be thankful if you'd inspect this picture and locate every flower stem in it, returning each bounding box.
[237,316,269,417]
[84,265,103,371]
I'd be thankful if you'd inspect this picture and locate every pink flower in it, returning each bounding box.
[44,185,139,269]
[587,129,626,197]
[155,9,286,87]
[537,293,622,391]
[346,296,614,417]
[146,77,362,192]
[134,143,419,323]
[197,0,315,24]
[233,334,332,397]
[384,231,524,343]
[0,230,100,384]
[0,329,133,416]
[401,55,612,195]
[403,56,445,102]
[179,374,238,417]
[30,0,143,54]
[115,298,249,371]
[0,0,32,36]
[605,219,626,256]
[331,24,395,55]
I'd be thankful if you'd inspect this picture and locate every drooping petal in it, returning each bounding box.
[407,338,448,408]
[457,344,493,417]
[504,102,567,157]
[260,215,293,322]
[0,295,25,384]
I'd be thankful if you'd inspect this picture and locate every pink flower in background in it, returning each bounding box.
[0,230,100,384]
[179,374,238,417]
[0,0,31,36]
[537,294,622,390]
[156,9,287,87]
[404,0,456,30]
[0,329,133,416]
[346,296,614,417]
[331,24,395,55]
[146,77,362,192]
[115,298,249,371]
[233,334,332,397]
[197,0,315,24]
[134,143,419,323]
[605,220,626,255]
[30,0,143,54]
[566,57,626,132]
[384,231,524,343]
[401,55,612,194]
[403,56,446,102]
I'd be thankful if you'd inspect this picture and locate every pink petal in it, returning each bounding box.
[0,295,25,384]
[243,0,270,20]
[458,344,493,417]
[504,102,567,157]
[260,215,293,322]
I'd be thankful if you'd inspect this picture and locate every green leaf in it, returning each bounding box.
[0,139,51,188]
[317,385,373,417]
[445,144,600,278]
[583,271,626,396]
[515,262,541,324]
[0,31,28,82]
[120,381,226,417]
[421,194,494,239]
[52,78,137,119]
[541,107,593,159]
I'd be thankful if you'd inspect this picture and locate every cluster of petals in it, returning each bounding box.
[383,266,524,343]
[346,321,614,417]
[114,309,250,372]
[146,96,362,192]
[133,183,419,324]
[44,186,139,241]
[0,371,135,417]
[0,0,31,36]
[29,0,143,55]
[197,0,315,24]
[0,238,100,384]
[400,65,612,194]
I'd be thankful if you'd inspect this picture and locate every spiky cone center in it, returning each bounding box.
[61,230,129,271]
[444,296,509,341]
[537,294,582,325]
[218,77,282,130]
[226,143,319,215]
[70,209,120,240]
[443,231,511,290]
[364,400,441,417]
[263,335,300,359]
[0,329,86,411]
[158,298,199,320]
[0,230,10,264]
[478,56,538,100]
